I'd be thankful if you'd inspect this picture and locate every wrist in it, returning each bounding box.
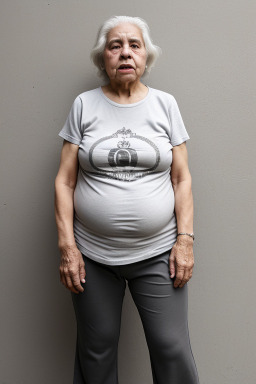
[58,241,77,251]
[176,233,194,245]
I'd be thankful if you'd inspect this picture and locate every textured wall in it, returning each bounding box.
[1,1,255,383]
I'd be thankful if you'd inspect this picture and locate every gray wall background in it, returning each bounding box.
[1,1,255,383]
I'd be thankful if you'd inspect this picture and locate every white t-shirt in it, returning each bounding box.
[58,86,190,265]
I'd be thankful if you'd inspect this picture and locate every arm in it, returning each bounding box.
[169,142,194,288]
[54,140,86,294]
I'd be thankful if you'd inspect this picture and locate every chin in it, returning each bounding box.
[117,75,138,81]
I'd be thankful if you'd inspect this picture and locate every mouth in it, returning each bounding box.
[118,64,135,73]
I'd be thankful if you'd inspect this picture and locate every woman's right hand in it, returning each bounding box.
[55,141,85,294]
[59,245,86,294]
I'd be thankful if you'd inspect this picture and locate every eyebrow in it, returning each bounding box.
[107,38,143,46]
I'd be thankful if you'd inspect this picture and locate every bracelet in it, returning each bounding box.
[177,232,195,240]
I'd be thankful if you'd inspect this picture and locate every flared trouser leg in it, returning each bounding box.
[71,256,126,384]
[125,250,200,384]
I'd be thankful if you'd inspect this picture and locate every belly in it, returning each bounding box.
[74,182,175,239]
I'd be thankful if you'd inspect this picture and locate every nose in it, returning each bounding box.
[120,44,131,59]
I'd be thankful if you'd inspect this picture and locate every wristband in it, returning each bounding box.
[177,232,195,240]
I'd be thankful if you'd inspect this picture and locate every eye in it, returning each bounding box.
[131,44,139,49]
[111,45,120,50]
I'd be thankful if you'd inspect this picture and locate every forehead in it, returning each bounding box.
[106,22,144,42]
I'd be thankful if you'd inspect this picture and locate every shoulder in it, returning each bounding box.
[148,87,177,106]
[76,87,100,103]
[67,88,101,113]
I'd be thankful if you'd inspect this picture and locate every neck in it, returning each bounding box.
[106,79,145,98]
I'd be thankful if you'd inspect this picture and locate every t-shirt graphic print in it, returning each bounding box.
[89,127,160,182]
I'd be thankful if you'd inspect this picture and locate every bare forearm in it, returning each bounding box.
[173,175,194,234]
[54,179,76,249]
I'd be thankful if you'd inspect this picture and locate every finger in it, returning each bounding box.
[65,274,80,294]
[70,273,84,293]
[59,268,66,286]
[174,268,185,288]
[169,254,175,279]
[179,268,190,288]
[68,265,84,292]
[79,260,86,284]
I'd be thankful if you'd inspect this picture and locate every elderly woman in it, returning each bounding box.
[55,15,200,384]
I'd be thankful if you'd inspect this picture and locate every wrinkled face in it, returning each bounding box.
[103,23,147,83]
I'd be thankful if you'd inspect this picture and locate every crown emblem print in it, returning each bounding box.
[108,131,138,167]
[89,127,160,181]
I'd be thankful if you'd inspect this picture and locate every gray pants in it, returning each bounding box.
[71,249,200,384]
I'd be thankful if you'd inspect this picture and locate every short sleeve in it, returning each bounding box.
[58,96,83,145]
[168,96,190,146]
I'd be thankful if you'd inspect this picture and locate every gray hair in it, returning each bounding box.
[90,16,162,81]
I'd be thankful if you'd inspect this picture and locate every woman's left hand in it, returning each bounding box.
[169,237,194,288]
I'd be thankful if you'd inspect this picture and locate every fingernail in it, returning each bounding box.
[81,279,86,283]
